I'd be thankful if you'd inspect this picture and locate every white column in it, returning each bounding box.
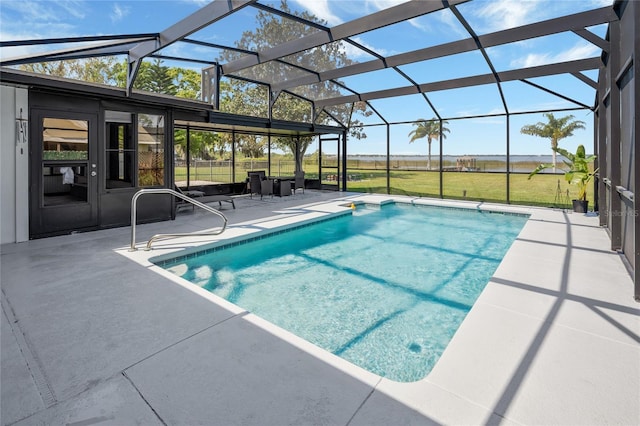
[1,84,29,243]
[15,87,29,242]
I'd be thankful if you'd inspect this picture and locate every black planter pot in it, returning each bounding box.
[572,199,588,213]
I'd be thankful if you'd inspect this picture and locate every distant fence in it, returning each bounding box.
[175,159,320,184]
[174,156,560,187]
[345,156,558,173]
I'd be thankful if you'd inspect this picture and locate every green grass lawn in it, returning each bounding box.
[175,165,595,209]
[345,169,595,208]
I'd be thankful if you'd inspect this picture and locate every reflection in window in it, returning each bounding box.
[138,114,165,187]
[106,113,135,189]
[42,165,88,206]
[42,118,88,160]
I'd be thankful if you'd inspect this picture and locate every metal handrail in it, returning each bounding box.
[130,188,228,251]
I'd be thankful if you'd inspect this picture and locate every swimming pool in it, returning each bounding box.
[158,203,528,382]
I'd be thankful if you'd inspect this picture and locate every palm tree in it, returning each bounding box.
[520,112,586,172]
[408,118,450,170]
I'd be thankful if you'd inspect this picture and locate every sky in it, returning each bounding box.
[0,0,613,156]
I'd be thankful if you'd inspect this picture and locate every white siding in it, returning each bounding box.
[1,84,29,243]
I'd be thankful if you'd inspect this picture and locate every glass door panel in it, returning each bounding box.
[138,114,165,187]
[105,113,135,189]
[41,118,89,206]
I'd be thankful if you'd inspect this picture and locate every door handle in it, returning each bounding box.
[91,171,97,177]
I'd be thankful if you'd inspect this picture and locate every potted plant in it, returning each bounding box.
[528,144,597,213]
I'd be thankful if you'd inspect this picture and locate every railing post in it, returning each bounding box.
[129,190,141,251]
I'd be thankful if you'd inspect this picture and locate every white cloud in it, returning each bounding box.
[513,53,550,68]
[475,0,540,32]
[347,36,392,58]
[1,0,72,23]
[292,0,419,28]
[366,0,408,11]
[510,41,601,68]
[291,0,342,26]
[365,0,433,31]
[291,0,435,34]
[55,1,86,20]
[0,21,76,43]
[590,0,614,6]
[110,4,130,23]
[473,0,614,34]
[181,0,211,6]
[0,0,86,41]
[405,16,430,32]
[436,8,468,38]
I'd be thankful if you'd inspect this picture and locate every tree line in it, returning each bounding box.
[19,0,369,167]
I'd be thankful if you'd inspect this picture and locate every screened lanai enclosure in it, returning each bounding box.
[0,0,638,299]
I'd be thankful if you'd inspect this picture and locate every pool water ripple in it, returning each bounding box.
[161,203,527,382]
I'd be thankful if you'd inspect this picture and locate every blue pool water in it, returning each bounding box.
[159,203,528,382]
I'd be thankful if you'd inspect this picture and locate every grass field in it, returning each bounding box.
[174,163,596,209]
[345,169,595,208]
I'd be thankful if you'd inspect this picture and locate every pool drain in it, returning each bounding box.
[408,342,422,353]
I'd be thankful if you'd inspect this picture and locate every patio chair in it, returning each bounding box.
[260,178,274,199]
[174,184,204,210]
[293,170,305,195]
[248,173,262,198]
[248,172,273,199]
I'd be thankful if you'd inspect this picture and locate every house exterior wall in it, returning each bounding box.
[2,83,177,241]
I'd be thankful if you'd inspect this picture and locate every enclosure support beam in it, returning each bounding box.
[186,125,191,189]
[0,37,155,67]
[271,7,615,93]
[267,135,272,177]
[439,120,444,199]
[608,18,622,251]
[231,131,236,189]
[214,65,221,110]
[318,136,323,189]
[596,71,609,227]
[223,0,468,74]
[341,131,348,192]
[594,104,602,216]
[386,124,391,195]
[506,115,511,204]
[125,0,256,95]
[629,2,640,302]
[315,58,601,109]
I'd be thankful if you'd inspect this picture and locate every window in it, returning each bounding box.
[41,117,89,205]
[138,114,165,187]
[42,118,88,160]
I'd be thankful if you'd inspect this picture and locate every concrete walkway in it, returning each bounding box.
[2,192,639,425]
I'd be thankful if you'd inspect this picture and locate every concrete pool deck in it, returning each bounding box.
[2,191,639,425]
